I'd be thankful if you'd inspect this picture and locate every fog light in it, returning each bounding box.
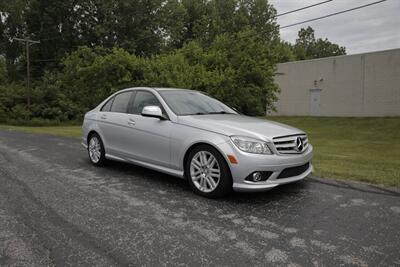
[245,171,273,182]
[252,172,262,182]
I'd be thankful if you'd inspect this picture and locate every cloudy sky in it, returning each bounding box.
[269,0,400,54]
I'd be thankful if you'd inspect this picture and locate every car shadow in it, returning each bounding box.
[92,158,311,204]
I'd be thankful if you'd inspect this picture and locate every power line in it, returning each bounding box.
[280,0,388,29]
[276,0,333,17]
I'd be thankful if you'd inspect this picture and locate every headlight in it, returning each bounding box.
[230,136,272,154]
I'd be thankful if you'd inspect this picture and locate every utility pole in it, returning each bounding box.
[13,37,40,119]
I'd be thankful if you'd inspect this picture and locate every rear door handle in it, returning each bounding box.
[100,114,107,120]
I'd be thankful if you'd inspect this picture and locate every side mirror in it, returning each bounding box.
[141,106,166,120]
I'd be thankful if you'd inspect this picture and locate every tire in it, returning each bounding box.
[87,133,106,166]
[185,145,232,198]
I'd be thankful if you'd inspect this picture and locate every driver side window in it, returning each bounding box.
[131,91,162,115]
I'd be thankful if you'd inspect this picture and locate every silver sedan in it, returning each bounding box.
[82,87,313,198]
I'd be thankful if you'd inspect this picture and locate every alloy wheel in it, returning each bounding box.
[88,136,101,163]
[190,151,221,193]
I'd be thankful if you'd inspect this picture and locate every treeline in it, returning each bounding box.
[0,0,346,124]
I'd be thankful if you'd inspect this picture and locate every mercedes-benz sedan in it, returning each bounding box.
[82,87,313,198]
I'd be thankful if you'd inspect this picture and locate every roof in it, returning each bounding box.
[153,87,190,91]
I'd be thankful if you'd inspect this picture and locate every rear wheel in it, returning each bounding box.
[185,145,232,198]
[88,133,106,166]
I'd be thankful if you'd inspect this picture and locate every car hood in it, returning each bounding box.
[177,114,304,141]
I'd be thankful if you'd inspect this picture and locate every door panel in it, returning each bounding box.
[125,114,171,167]
[98,112,131,156]
[124,90,171,167]
[97,91,134,156]
[310,89,321,116]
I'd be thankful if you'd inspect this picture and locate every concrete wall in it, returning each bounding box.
[271,48,400,117]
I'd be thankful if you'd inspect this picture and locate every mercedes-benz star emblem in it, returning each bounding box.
[295,137,304,152]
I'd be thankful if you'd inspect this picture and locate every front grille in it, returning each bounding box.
[277,162,310,179]
[273,134,308,154]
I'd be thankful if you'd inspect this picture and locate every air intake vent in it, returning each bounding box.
[277,162,310,179]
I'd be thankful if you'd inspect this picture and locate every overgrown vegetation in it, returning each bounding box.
[0,0,346,124]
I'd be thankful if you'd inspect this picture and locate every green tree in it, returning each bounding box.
[238,0,278,41]
[1,0,176,80]
[158,0,188,50]
[274,41,296,63]
[1,0,283,82]
[0,57,7,84]
[294,26,346,60]
[180,0,212,44]
[0,0,286,121]
[204,29,278,115]
[38,28,280,119]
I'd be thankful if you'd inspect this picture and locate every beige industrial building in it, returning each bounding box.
[270,48,400,117]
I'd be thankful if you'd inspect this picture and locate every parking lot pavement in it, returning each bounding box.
[0,129,399,266]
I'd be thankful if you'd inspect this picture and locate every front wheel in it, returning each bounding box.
[87,133,106,166]
[185,145,232,198]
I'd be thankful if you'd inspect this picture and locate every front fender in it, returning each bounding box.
[170,123,230,171]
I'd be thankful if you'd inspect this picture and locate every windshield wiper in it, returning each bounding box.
[207,111,235,114]
[185,111,235,115]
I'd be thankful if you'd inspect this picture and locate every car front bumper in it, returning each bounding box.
[216,141,313,192]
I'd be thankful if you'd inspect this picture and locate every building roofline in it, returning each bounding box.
[277,47,400,65]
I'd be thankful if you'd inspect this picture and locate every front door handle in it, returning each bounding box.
[127,118,135,126]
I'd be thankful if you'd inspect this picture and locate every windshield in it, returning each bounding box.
[159,90,237,116]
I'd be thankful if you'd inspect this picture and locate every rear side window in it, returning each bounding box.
[101,98,114,112]
[131,91,162,114]
[110,92,132,113]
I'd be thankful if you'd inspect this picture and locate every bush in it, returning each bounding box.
[0,83,29,122]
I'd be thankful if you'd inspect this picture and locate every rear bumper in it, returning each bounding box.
[216,141,314,192]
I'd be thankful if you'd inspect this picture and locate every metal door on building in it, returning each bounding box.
[309,89,321,116]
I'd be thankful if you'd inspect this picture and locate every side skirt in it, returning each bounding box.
[105,153,185,179]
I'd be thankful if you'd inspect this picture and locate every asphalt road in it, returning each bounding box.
[0,129,399,267]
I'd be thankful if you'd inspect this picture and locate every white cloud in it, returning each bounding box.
[269,0,400,54]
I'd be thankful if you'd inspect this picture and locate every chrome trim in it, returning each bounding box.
[273,134,309,155]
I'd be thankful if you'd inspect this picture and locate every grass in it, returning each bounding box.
[0,125,82,139]
[1,117,399,187]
